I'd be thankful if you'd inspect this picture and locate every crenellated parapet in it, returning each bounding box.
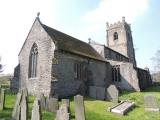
[106,17,131,31]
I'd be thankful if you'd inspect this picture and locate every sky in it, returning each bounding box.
[0,0,160,74]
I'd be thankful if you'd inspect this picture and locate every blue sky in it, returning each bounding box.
[0,0,159,74]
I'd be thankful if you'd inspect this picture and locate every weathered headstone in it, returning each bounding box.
[20,92,28,120]
[89,86,105,100]
[37,93,46,110]
[106,85,119,103]
[74,95,86,120]
[47,98,59,112]
[96,87,105,100]
[89,86,96,99]
[144,95,160,112]
[12,92,22,119]
[55,104,69,120]
[0,89,5,110]
[12,89,28,120]
[31,99,42,120]
[62,99,70,112]
[22,88,28,97]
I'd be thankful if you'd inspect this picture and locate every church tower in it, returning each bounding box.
[106,17,136,66]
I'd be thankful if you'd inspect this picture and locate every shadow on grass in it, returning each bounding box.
[143,86,160,92]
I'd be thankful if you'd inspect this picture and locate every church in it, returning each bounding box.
[11,14,152,100]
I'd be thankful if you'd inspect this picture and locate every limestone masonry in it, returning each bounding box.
[11,16,152,100]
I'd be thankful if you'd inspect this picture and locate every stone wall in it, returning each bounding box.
[137,68,152,90]
[90,43,129,62]
[109,61,140,91]
[89,59,112,87]
[50,50,112,98]
[51,51,88,98]
[19,19,55,96]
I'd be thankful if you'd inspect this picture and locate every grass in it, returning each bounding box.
[0,86,160,120]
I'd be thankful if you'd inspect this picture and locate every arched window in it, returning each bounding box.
[28,43,38,78]
[113,32,118,40]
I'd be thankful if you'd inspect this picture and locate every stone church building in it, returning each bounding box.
[11,15,152,100]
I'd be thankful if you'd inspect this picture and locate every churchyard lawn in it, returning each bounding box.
[0,86,160,120]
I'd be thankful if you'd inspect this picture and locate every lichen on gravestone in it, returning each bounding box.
[55,104,69,120]
[47,97,59,112]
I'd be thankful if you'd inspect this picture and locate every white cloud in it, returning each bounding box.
[0,0,56,74]
[83,0,149,33]
[0,0,150,74]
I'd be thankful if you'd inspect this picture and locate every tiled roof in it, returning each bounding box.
[42,24,106,62]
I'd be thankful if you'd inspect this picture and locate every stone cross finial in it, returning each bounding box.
[122,16,125,22]
[37,12,40,17]
[88,38,91,44]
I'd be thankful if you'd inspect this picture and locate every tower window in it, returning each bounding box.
[113,32,118,40]
[28,43,38,78]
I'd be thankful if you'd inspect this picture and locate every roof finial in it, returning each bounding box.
[122,16,125,22]
[88,38,91,44]
[37,12,40,17]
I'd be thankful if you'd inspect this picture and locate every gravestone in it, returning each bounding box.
[74,95,86,120]
[89,86,105,100]
[62,99,70,112]
[109,101,135,115]
[31,99,42,120]
[55,104,69,120]
[106,85,119,103]
[37,93,46,110]
[89,86,96,99]
[12,89,28,120]
[96,87,105,100]
[47,98,59,112]
[0,89,5,110]
[12,92,22,119]
[144,95,160,112]
[20,91,28,120]
[22,88,28,97]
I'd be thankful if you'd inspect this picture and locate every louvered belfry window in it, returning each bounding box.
[113,32,118,40]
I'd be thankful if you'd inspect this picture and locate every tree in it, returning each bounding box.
[152,50,160,72]
[152,50,160,82]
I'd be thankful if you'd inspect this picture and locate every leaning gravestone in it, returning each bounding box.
[37,93,46,110]
[12,92,22,119]
[106,85,119,103]
[31,99,42,120]
[62,99,70,112]
[74,95,86,120]
[144,95,160,112]
[0,88,5,110]
[20,93,28,120]
[12,89,28,120]
[55,104,70,120]
[47,98,59,112]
